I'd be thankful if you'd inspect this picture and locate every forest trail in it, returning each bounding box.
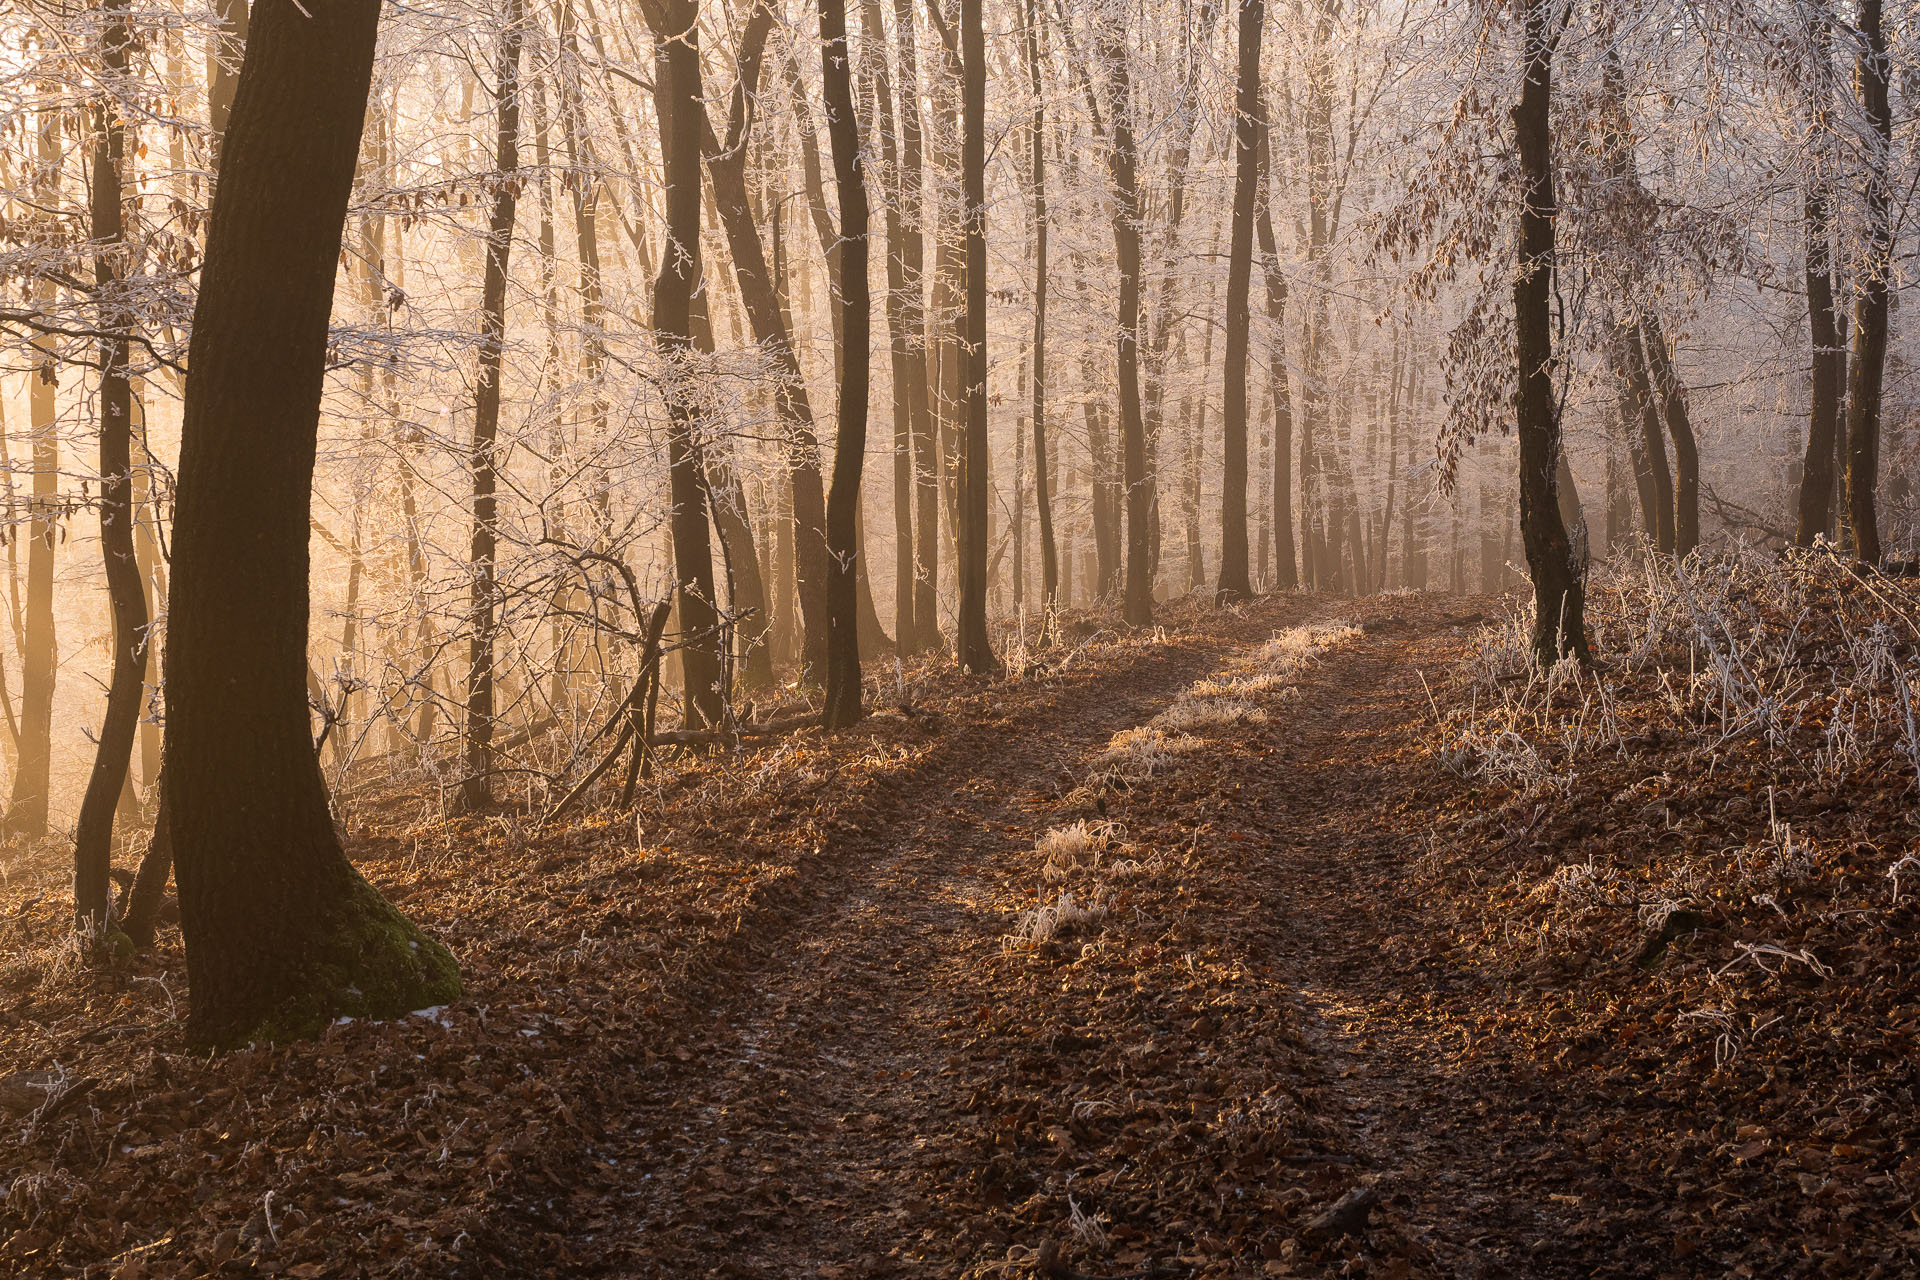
[485,595,1658,1280]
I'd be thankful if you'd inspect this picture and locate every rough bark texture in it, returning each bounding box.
[166,0,459,1050]
[819,0,871,726]
[1216,0,1260,604]
[1512,0,1587,663]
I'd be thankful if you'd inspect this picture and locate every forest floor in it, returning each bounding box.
[5,576,1920,1279]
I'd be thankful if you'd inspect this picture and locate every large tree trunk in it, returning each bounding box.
[820,0,872,725]
[1844,0,1891,565]
[1020,0,1058,617]
[1216,0,1261,603]
[73,0,148,932]
[1796,1,1844,548]
[648,0,726,730]
[1512,0,1587,662]
[955,0,996,671]
[167,0,459,1049]
[458,0,524,812]
[4,99,62,842]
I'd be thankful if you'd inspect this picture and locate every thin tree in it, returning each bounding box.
[73,0,148,933]
[1021,0,1058,621]
[166,0,459,1049]
[1216,0,1261,603]
[1795,0,1844,547]
[647,0,726,729]
[458,0,526,812]
[954,0,996,670]
[1844,0,1891,565]
[820,0,873,725]
[1512,0,1587,661]
[1255,91,1296,590]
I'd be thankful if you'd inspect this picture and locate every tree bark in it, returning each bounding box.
[1796,0,1844,548]
[1512,0,1587,662]
[1639,313,1699,556]
[457,0,524,811]
[896,0,941,651]
[1098,28,1152,626]
[1020,0,1058,617]
[820,0,873,725]
[167,0,459,1049]
[1216,0,1261,603]
[954,0,996,671]
[1255,98,1296,590]
[1844,0,1891,565]
[648,0,726,730]
[73,0,148,932]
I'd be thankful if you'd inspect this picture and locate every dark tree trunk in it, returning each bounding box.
[1620,321,1674,552]
[862,0,917,655]
[1845,0,1891,565]
[1512,0,1587,662]
[955,0,996,671]
[649,0,726,730]
[1098,29,1152,626]
[1796,2,1844,548]
[1085,387,1121,598]
[167,0,459,1050]
[1217,0,1261,603]
[458,0,524,812]
[820,0,872,725]
[1020,0,1058,617]
[1639,313,1699,556]
[895,0,941,652]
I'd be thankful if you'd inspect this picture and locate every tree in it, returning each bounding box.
[165,0,459,1049]
[458,0,526,812]
[1020,0,1058,620]
[72,0,148,932]
[1216,0,1261,604]
[1794,0,1844,548]
[819,0,872,726]
[1511,0,1586,662]
[1843,0,1891,566]
[954,0,996,670]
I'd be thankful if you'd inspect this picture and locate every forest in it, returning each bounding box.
[2,0,1920,1273]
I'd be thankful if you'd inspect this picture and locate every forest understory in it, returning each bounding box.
[4,568,1920,1279]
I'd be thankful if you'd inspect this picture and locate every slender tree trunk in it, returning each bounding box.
[1797,1,1844,548]
[1021,0,1058,617]
[458,0,524,811]
[1255,104,1296,591]
[1217,0,1261,603]
[1619,321,1674,552]
[820,0,872,724]
[4,97,61,842]
[1098,28,1152,626]
[73,0,148,932]
[1844,0,1891,565]
[1513,0,1587,661]
[895,0,941,651]
[954,0,996,670]
[1639,313,1699,556]
[168,0,459,1049]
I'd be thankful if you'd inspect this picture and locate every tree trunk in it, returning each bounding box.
[820,0,872,725]
[457,0,524,812]
[895,0,942,652]
[1844,0,1891,565]
[1512,0,1587,662]
[1255,102,1296,591]
[1619,321,1674,553]
[1217,0,1261,603]
[4,98,62,842]
[649,0,726,730]
[1639,313,1699,556]
[73,0,148,932]
[1098,29,1152,626]
[1796,0,1844,548]
[1021,0,1058,617]
[953,0,996,671]
[167,0,459,1049]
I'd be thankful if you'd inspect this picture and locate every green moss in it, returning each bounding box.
[229,870,461,1050]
